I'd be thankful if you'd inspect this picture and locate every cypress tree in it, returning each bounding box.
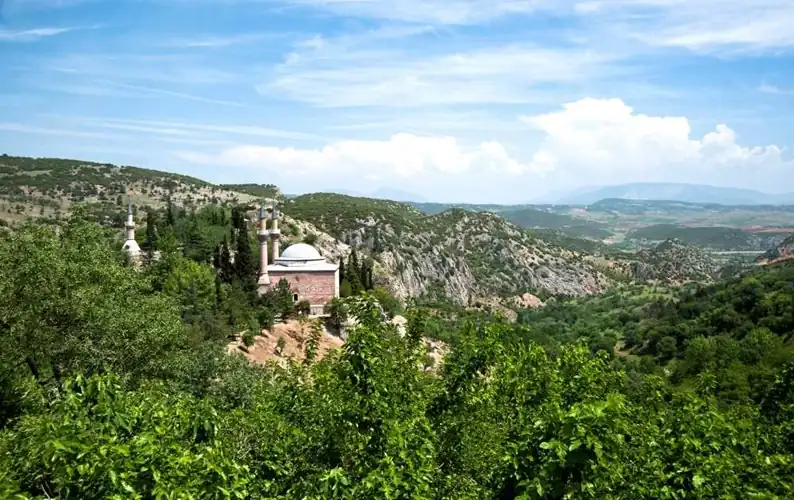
[220,239,234,283]
[144,210,157,251]
[339,257,346,283]
[234,222,256,286]
[165,199,175,227]
[373,227,382,253]
[348,248,362,295]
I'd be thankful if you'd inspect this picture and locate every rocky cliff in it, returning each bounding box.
[285,194,612,304]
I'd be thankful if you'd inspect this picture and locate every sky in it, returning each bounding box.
[0,0,793,203]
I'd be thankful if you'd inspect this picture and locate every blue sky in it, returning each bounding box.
[0,0,793,203]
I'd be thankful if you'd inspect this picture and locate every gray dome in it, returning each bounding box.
[278,243,323,261]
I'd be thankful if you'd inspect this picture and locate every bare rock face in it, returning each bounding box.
[281,194,615,305]
[343,209,610,304]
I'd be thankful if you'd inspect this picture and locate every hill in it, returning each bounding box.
[285,193,612,303]
[627,224,791,251]
[591,239,721,285]
[0,154,264,225]
[557,182,794,205]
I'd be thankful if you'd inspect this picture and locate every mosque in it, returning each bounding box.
[121,201,340,316]
[256,203,340,316]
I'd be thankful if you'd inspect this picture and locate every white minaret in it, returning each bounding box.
[257,202,270,294]
[121,201,141,261]
[270,203,281,261]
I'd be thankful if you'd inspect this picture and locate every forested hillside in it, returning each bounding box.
[2,212,794,498]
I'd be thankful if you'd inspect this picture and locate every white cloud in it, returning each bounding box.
[174,133,536,178]
[520,98,791,185]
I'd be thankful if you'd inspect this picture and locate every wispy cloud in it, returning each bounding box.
[161,32,284,49]
[284,0,544,25]
[759,83,794,95]
[573,0,794,53]
[0,27,76,41]
[45,115,326,142]
[285,0,794,54]
[43,53,238,85]
[103,82,247,107]
[0,122,120,140]
[261,28,621,107]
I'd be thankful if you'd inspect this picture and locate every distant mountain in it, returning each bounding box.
[556,183,794,206]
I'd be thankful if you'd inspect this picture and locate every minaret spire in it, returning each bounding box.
[270,201,281,261]
[257,201,270,294]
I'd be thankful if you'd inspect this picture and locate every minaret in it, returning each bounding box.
[125,201,135,241]
[270,203,281,261]
[257,202,270,294]
[121,201,141,262]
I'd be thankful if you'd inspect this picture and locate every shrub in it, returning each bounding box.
[303,232,319,245]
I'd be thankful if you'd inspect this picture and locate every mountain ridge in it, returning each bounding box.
[555,182,794,206]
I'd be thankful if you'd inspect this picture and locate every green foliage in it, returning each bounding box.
[150,254,217,322]
[370,286,402,317]
[0,374,250,498]
[4,199,794,497]
[0,218,188,390]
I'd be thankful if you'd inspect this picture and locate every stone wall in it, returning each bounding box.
[269,270,337,306]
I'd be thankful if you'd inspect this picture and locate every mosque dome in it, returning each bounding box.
[278,243,324,262]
